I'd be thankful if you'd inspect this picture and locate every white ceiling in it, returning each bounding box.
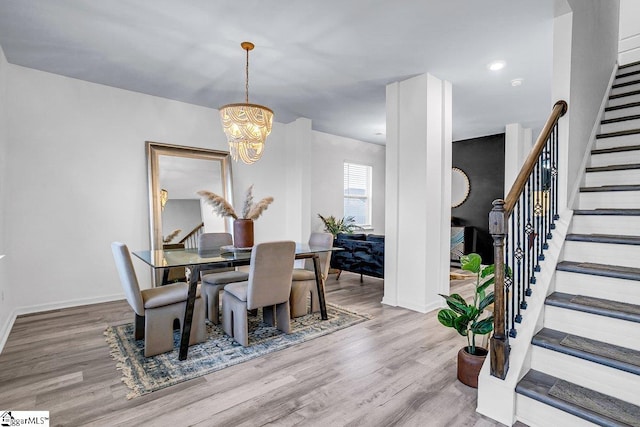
[0,0,554,144]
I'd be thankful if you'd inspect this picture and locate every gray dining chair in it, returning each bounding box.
[199,233,249,324]
[289,232,333,318]
[222,241,296,346]
[111,242,206,357]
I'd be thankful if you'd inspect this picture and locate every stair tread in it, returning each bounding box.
[580,184,640,192]
[595,131,640,140]
[601,114,640,124]
[517,370,640,427]
[610,89,640,100]
[566,233,640,245]
[586,163,640,172]
[574,209,640,216]
[557,261,640,281]
[533,328,640,375]
[546,292,640,323]
[605,101,640,112]
[617,69,640,79]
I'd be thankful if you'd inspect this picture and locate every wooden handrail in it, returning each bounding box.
[503,100,568,215]
[179,222,204,245]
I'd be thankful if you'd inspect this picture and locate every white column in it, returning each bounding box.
[383,73,452,312]
[284,118,312,242]
[504,123,533,196]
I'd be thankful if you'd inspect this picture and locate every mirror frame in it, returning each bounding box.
[146,141,234,251]
[451,167,471,208]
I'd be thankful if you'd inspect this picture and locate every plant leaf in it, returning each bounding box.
[460,253,482,273]
[478,293,495,311]
[440,293,468,315]
[478,276,494,293]
[481,264,495,278]
[437,309,457,328]
[453,315,470,336]
[471,316,494,335]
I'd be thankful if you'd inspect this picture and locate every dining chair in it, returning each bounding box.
[222,241,296,346]
[199,233,249,324]
[289,232,333,318]
[111,242,206,357]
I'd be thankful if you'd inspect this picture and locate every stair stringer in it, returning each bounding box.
[476,210,573,426]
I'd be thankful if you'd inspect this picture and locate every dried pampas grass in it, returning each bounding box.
[197,190,238,219]
[197,186,274,221]
[163,229,181,243]
[247,196,274,220]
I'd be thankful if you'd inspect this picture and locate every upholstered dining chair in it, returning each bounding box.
[289,232,333,318]
[111,242,206,357]
[222,241,296,346]
[198,233,249,324]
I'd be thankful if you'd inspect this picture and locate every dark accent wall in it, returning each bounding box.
[452,133,505,263]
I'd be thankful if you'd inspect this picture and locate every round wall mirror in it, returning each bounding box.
[452,167,470,208]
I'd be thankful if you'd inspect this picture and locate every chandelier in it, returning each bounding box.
[219,42,274,164]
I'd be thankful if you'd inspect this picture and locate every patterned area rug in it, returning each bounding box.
[105,303,371,399]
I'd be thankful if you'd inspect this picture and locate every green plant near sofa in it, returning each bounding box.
[317,214,362,237]
[438,253,495,355]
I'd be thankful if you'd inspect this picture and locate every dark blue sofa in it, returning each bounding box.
[331,233,384,282]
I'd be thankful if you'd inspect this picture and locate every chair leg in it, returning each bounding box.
[275,302,291,333]
[263,305,276,326]
[222,291,233,338]
[289,281,311,318]
[336,270,342,280]
[203,283,223,324]
[360,274,363,284]
[222,291,248,346]
[134,314,145,340]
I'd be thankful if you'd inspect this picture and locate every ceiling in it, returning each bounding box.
[0,0,555,144]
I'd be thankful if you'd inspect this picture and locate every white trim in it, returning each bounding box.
[0,293,124,354]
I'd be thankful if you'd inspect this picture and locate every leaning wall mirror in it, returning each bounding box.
[451,167,471,208]
[146,141,233,252]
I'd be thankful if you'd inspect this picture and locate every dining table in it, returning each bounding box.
[133,243,340,360]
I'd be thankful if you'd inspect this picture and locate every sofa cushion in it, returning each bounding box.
[336,233,367,241]
[366,234,385,243]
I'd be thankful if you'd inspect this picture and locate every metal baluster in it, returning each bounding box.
[515,198,524,323]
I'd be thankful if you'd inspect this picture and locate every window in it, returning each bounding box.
[344,162,372,227]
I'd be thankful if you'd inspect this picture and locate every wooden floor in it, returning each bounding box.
[0,271,505,427]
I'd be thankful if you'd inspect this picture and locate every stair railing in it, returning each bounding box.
[489,100,568,379]
[179,222,204,249]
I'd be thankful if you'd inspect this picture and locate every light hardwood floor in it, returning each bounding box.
[0,271,505,427]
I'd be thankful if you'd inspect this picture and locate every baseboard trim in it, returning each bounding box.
[0,293,124,354]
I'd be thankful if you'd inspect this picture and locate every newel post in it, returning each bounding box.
[489,199,510,379]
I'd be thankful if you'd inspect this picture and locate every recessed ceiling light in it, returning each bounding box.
[511,78,524,87]
[487,60,506,71]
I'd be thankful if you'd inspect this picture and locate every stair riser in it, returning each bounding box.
[611,82,640,96]
[595,132,640,149]
[563,241,640,269]
[545,306,640,351]
[589,150,640,167]
[611,81,640,95]
[619,63,640,75]
[530,346,640,406]
[600,117,640,133]
[578,190,640,209]
[570,214,640,237]
[516,395,600,427]
[555,270,640,305]
[604,105,640,121]
[615,73,640,85]
[608,93,640,107]
[584,169,640,186]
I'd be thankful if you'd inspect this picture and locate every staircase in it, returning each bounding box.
[514,61,640,426]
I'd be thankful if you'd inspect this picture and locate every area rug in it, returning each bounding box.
[105,303,371,399]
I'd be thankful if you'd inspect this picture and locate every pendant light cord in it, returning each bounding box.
[245,47,249,104]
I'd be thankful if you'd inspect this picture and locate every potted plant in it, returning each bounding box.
[317,214,361,237]
[438,253,495,388]
[198,185,273,248]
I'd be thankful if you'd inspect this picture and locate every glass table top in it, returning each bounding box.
[133,243,339,269]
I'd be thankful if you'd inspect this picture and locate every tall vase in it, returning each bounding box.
[233,219,254,248]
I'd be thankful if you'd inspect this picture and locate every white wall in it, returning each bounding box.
[0,45,10,348]
[619,0,640,65]
[310,131,385,235]
[564,0,619,208]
